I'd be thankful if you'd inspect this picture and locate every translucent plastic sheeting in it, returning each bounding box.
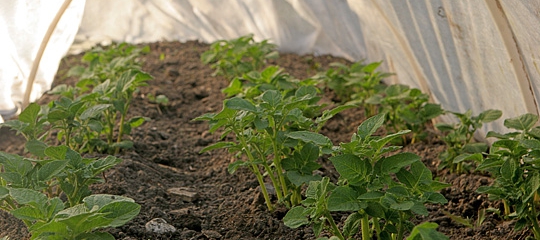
[3,0,540,139]
[0,0,85,123]
[72,0,540,138]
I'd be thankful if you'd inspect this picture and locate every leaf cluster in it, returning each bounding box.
[0,43,146,238]
[201,34,279,79]
[435,109,502,173]
[367,84,444,144]
[284,114,449,240]
[476,113,540,238]
[196,83,352,210]
[6,43,153,154]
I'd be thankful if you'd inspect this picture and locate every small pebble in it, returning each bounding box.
[145,218,177,234]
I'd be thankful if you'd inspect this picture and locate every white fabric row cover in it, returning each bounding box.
[0,0,85,123]
[2,0,539,140]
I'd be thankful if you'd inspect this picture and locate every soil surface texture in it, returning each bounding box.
[0,41,531,239]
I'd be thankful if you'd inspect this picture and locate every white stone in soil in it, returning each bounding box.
[145,218,177,234]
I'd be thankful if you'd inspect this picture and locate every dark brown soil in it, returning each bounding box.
[0,41,532,239]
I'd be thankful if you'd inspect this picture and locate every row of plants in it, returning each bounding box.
[198,35,451,239]
[198,35,540,239]
[0,43,150,239]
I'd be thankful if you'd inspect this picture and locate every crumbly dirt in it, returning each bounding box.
[0,40,532,239]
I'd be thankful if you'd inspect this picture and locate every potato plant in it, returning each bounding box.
[196,83,352,210]
[316,61,391,116]
[201,34,279,79]
[477,113,540,239]
[284,114,449,239]
[435,109,502,173]
[0,111,139,239]
[48,43,152,154]
[367,84,444,144]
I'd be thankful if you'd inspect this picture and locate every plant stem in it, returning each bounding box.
[237,132,274,211]
[325,212,345,240]
[114,113,126,155]
[503,199,511,216]
[373,217,381,239]
[528,206,540,240]
[361,214,371,240]
[269,116,289,200]
[251,163,273,211]
[396,212,405,240]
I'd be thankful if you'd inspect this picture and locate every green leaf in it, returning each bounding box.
[225,97,257,112]
[328,186,363,211]
[128,116,149,128]
[286,131,332,146]
[10,206,44,221]
[261,90,281,107]
[283,206,309,228]
[357,113,385,140]
[478,109,502,123]
[462,142,488,154]
[504,113,538,131]
[9,188,48,206]
[80,104,111,120]
[407,222,448,240]
[0,186,8,199]
[500,158,517,181]
[111,140,134,149]
[38,160,68,182]
[434,123,454,132]
[453,153,483,164]
[228,160,248,174]
[390,201,414,210]
[25,139,48,158]
[286,171,322,187]
[97,199,141,227]
[19,103,40,124]
[45,145,68,160]
[411,202,429,216]
[330,154,371,185]
[342,212,362,237]
[378,152,420,174]
[200,142,236,153]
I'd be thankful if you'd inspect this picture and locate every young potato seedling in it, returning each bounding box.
[284,114,450,240]
[435,109,502,173]
[316,61,391,117]
[201,34,279,80]
[367,84,444,144]
[477,113,540,239]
